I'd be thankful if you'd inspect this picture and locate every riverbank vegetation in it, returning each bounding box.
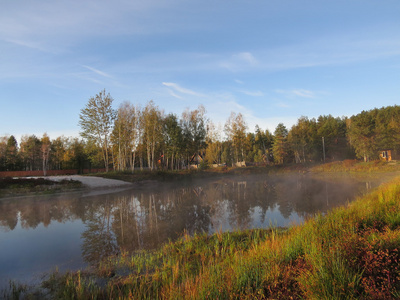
[2,95,400,175]
[311,159,400,173]
[0,177,83,198]
[11,174,399,299]
[90,159,400,184]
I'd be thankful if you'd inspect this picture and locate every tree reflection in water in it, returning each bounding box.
[81,200,118,265]
[0,174,382,267]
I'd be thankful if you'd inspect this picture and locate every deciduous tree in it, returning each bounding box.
[79,89,116,172]
[224,112,247,163]
[347,111,377,162]
[20,135,41,171]
[181,105,207,167]
[163,113,183,170]
[141,101,163,170]
[112,102,139,171]
[41,133,51,176]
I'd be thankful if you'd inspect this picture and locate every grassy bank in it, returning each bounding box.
[19,174,399,299]
[95,160,400,184]
[92,163,311,184]
[0,177,83,198]
[311,159,400,173]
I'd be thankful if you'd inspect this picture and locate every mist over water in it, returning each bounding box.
[0,173,386,288]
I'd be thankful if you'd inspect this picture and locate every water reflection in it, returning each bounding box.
[0,173,381,285]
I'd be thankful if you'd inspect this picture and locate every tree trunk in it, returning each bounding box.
[147,143,151,170]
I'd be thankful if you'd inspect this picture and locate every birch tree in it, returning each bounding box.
[112,102,139,171]
[41,133,51,176]
[205,121,222,165]
[142,101,163,170]
[224,112,247,163]
[181,105,207,167]
[79,89,115,172]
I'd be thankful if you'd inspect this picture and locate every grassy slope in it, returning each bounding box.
[39,167,400,299]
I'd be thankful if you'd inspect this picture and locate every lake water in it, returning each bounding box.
[0,173,386,288]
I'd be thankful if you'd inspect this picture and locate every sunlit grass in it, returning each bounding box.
[311,159,400,173]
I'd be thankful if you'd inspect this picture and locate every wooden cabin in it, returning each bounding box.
[379,149,400,162]
[380,150,392,161]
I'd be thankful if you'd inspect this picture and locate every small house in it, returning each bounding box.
[189,152,205,168]
[380,149,400,162]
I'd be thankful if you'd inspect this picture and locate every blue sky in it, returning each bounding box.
[1,0,400,141]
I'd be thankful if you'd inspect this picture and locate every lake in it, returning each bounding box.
[0,173,386,289]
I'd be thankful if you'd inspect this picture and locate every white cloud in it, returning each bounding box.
[168,91,184,100]
[275,89,316,98]
[233,52,258,66]
[220,51,259,72]
[162,82,204,97]
[4,38,49,52]
[292,89,314,98]
[82,65,112,78]
[276,102,291,108]
[240,90,264,97]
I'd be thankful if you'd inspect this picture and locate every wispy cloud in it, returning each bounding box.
[276,102,290,108]
[82,65,112,78]
[168,90,183,100]
[275,89,316,98]
[233,52,258,66]
[240,90,264,97]
[162,82,204,97]
[4,38,49,52]
[220,51,259,72]
[258,32,400,72]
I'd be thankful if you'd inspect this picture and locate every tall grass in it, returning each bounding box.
[312,159,400,173]
[37,177,400,299]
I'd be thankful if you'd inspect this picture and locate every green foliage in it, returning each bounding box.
[0,281,28,300]
[181,105,207,167]
[79,89,116,172]
[4,104,400,174]
[272,123,288,164]
[224,112,248,163]
[163,113,184,169]
[347,106,400,162]
[347,110,377,161]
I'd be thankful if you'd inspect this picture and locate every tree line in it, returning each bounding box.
[1,89,399,172]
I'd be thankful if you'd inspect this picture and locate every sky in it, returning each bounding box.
[1,0,400,142]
